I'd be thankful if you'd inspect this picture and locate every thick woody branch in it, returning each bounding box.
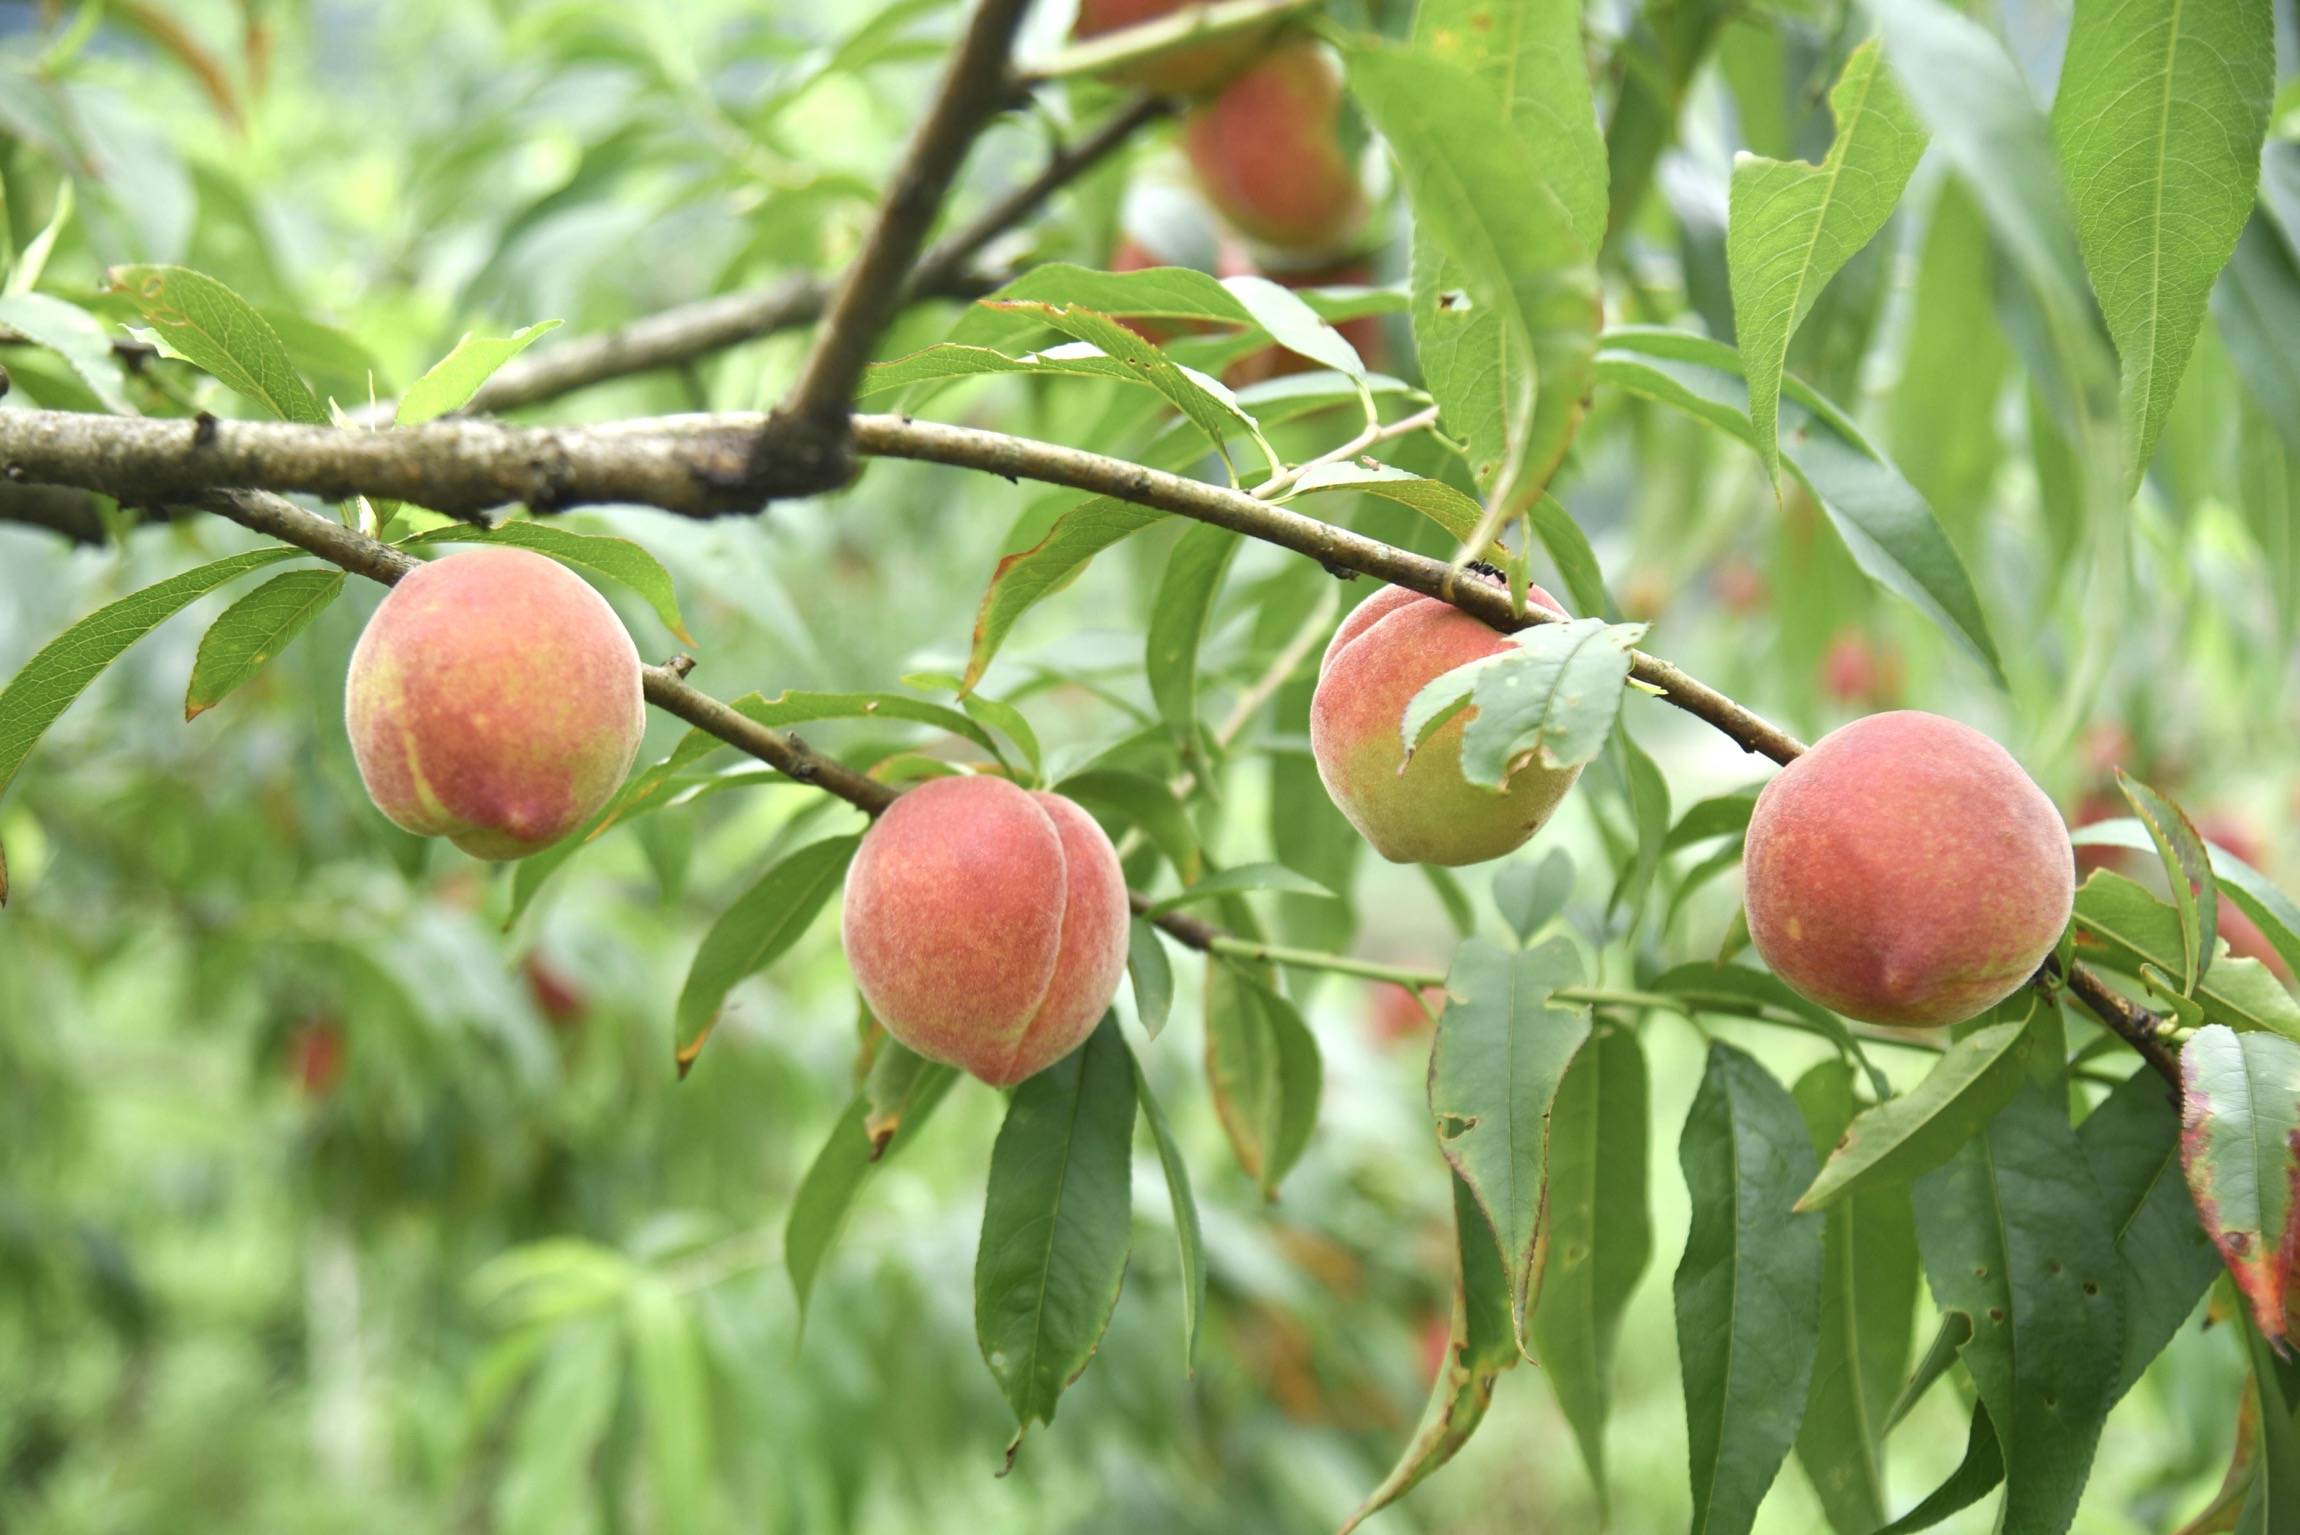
[0,481,110,544]
[777,0,1037,445]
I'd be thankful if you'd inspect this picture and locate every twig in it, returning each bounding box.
[1250,404,1439,501]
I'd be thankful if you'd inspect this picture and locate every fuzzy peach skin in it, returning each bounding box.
[1182,38,1365,254]
[840,776,1130,1086]
[1074,0,1270,96]
[1745,711,2075,1028]
[1309,580,1580,867]
[346,547,644,860]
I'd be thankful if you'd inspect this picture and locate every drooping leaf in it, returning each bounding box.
[1798,1015,2036,1211]
[1877,1402,2005,1534]
[2236,1302,2300,1533]
[2215,206,2300,456]
[2180,1024,2300,1347]
[1131,1050,1204,1370]
[625,1279,716,1535]
[1430,936,1591,1346]
[0,291,132,412]
[1492,847,1575,946]
[1605,721,1671,925]
[1528,1022,1652,1509]
[403,520,694,646]
[1674,1041,1825,1535]
[1400,617,1645,790]
[975,1014,1135,1452]
[861,1035,958,1159]
[1127,919,1173,1040]
[672,835,859,1063]
[2050,0,2275,485]
[1594,327,2003,682]
[1057,769,1201,882]
[965,498,1166,691]
[107,263,327,422]
[1202,956,1321,1198]
[1790,1060,1919,1535]
[1145,523,1241,755]
[2079,1065,2222,1398]
[182,568,344,719]
[1726,38,1927,486]
[396,320,561,425]
[1911,1082,2126,1535]
[0,548,302,808]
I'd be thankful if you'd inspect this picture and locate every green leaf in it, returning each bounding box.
[1492,847,1574,946]
[1131,1050,1204,1371]
[1890,180,2011,537]
[625,1280,715,1535]
[787,1103,871,1333]
[2051,0,2275,485]
[1400,617,1645,790]
[1673,1041,1825,1535]
[107,264,327,423]
[1287,462,1486,544]
[2180,1024,2300,1347]
[494,1318,622,1535]
[673,835,858,1051]
[2075,870,2300,1042]
[2075,818,2300,983]
[1056,769,1201,882]
[2078,1064,2222,1399]
[1877,1403,2004,1534]
[1127,919,1174,1040]
[982,300,1258,465]
[1595,327,2004,682]
[965,498,1166,691]
[0,292,131,413]
[396,320,561,425]
[1884,1312,1973,1433]
[717,689,1006,770]
[1145,524,1241,754]
[1222,273,1366,379]
[861,1034,959,1160]
[1911,1082,2126,1535]
[1525,494,1614,620]
[0,547,302,809]
[1666,786,1760,852]
[183,568,344,720]
[1340,1173,1519,1533]
[1349,39,1599,519]
[1727,38,1927,486]
[1797,1015,2035,1211]
[1431,936,1591,1347]
[2215,207,2300,455]
[1605,722,1671,924]
[975,1014,1135,1448]
[402,520,695,648]
[2117,769,2218,995]
[2238,1302,2300,1533]
[1141,862,1336,917]
[1203,956,1322,1198]
[1791,1060,1919,1535]
[1528,1022,1652,1509]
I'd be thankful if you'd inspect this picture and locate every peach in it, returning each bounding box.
[840,775,1129,1085]
[1073,0,1269,97]
[1745,711,2074,1027]
[346,547,643,860]
[1309,580,1580,867]
[1182,39,1365,255]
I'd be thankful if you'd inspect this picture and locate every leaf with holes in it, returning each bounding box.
[975,1014,1135,1453]
[184,568,344,719]
[1674,1041,1825,1535]
[2180,1024,2300,1347]
[1727,38,1926,486]
[1431,936,1591,1348]
[1911,1082,2125,1535]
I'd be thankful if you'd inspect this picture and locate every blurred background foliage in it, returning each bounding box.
[0,0,2294,1530]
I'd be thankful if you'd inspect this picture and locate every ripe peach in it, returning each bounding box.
[1182,39,1365,255]
[1073,0,1269,97]
[1309,581,1580,867]
[840,775,1129,1085]
[346,547,644,860]
[1745,712,2074,1027]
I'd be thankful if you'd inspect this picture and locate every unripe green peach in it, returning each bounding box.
[1744,711,2074,1027]
[1183,39,1366,255]
[1073,0,1272,96]
[841,775,1130,1085]
[1309,581,1581,867]
[346,547,644,860]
